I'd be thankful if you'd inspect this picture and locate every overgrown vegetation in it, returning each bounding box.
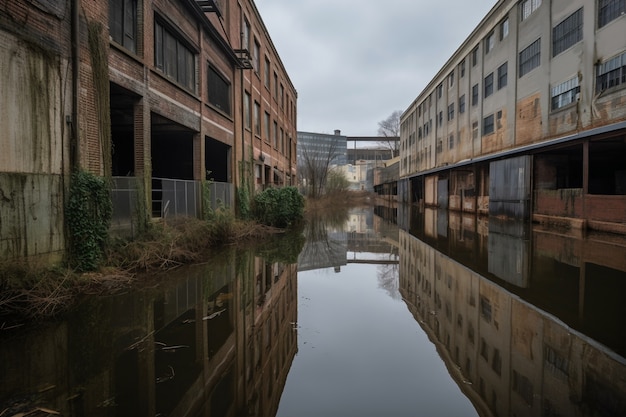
[253,186,304,228]
[66,170,113,272]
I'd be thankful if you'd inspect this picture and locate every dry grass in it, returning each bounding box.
[0,215,285,321]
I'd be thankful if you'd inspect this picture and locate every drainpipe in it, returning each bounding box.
[71,0,80,170]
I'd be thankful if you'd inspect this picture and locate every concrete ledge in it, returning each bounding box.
[533,214,626,235]
[533,214,586,230]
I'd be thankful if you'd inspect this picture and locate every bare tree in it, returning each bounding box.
[377,110,402,157]
[298,135,342,198]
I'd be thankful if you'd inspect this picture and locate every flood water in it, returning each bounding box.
[1,204,626,416]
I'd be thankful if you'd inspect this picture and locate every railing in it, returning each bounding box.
[111,177,234,236]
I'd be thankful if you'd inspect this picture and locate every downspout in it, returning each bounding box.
[71,0,80,170]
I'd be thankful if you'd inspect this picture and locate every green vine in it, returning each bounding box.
[66,170,113,271]
[237,161,251,219]
[87,21,112,177]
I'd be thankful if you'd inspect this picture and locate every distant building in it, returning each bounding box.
[297,130,347,166]
[400,0,626,234]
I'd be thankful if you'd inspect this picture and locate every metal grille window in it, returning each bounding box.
[598,0,626,28]
[596,51,626,92]
[497,62,508,89]
[484,73,494,98]
[207,65,231,115]
[109,0,137,53]
[552,8,583,57]
[155,19,196,92]
[447,103,455,121]
[521,0,542,21]
[459,95,466,114]
[519,38,541,77]
[483,114,495,135]
[551,76,580,110]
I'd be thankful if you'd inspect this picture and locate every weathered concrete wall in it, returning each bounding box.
[0,30,68,260]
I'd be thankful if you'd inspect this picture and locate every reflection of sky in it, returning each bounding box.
[277,263,477,417]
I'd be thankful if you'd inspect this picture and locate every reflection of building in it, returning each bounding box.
[397,206,626,417]
[399,0,626,234]
[0,253,298,416]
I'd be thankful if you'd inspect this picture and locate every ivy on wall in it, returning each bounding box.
[66,170,112,271]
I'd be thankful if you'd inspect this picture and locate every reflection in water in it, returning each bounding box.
[398,204,626,417]
[0,246,298,416]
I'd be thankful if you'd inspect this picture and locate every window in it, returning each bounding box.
[472,121,479,139]
[253,38,260,72]
[437,83,443,98]
[596,51,626,92]
[483,114,495,135]
[109,0,137,53]
[449,71,454,87]
[552,76,580,109]
[449,134,454,149]
[485,32,495,54]
[155,18,196,91]
[264,112,270,141]
[500,17,509,40]
[273,72,278,98]
[264,57,270,88]
[497,62,508,89]
[553,8,583,57]
[519,38,541,77]
[598,0,626,28]
[521,0,542,21]
[447,103,455,121]
[460,59,466,78]
[242,17,250,50]
[280,83,284,109]
[207,65,231,115]
[472,47,479,67]
[472,83,479,106]
[244,91,251,129]
[438,111,443,126]
[273,121,278,148]
[459,95,466,114]
[254,101,261,135]
[484,73,494,98]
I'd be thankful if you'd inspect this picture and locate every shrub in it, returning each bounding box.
[253,186,304,228]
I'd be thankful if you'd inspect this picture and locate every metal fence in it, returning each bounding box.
[110,177,234,236]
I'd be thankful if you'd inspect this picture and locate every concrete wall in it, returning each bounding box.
[0,16,70,260]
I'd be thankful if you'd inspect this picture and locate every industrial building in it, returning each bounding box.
[0,0,296,261]
[399,0,626,234]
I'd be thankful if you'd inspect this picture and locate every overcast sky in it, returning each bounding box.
[255,0,497,137]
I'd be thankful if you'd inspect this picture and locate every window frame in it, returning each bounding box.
[497,62,508,90]
[552,8,583,57]
[519,38,541,77]
[598,0,626,28]
[207,63,232,116]
[109,0,138,53]
[483,114,495,135]
[154,16,197,92]
[551,76,580,110]
[484,72,494,98]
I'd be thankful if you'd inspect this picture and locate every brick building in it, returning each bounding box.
[399,0,626,234]
[0,0,296,261]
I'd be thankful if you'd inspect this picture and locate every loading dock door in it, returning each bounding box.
[489,155,532,219]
